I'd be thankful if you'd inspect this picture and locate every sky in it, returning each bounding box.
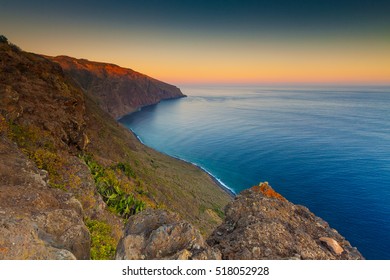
[1,0,390,85]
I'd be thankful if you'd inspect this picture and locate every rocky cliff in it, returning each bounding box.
[0,135,90,259]
[115,183,363,260]
[0,37,363,260]
[49,56,186,119]
[0,37,230,259]
[207,183,364,260]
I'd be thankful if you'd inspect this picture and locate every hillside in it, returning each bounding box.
[48,56,185,119]
[0,37,231,259]
[0,36,362,260]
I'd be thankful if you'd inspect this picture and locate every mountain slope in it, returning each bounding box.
[49,56,185,119]
[0,37,362,260]
[0,38,231,259]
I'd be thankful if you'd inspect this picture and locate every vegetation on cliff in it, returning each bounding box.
[0,36,230,259]
[81,154,146,218]
[0,36,362,260]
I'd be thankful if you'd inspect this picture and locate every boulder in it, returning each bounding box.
[0,136,90,259]
[116,209,220,260]
[207,182,364,260]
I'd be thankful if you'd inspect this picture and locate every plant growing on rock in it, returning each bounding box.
[85,219,117,260]
[81,154,145,218]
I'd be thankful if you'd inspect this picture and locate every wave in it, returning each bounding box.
[171,154,236,196]
[129,129,235,196]
[128,128,145,145]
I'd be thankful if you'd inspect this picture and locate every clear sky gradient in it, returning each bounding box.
[1,0,390,85]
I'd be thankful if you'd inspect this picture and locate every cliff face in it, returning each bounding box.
[49,56,186,119]
[0,37,362,260]
[0,38,230,259]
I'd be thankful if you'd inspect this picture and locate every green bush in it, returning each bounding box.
[85,219,116,260]
[81,154,145,218]
[116,162,136,178]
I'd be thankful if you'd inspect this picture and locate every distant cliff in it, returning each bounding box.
[49,56,186,119]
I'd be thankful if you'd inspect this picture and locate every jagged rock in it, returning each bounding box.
[207,182,364,260]
[115,209,221,260]
[0,136,90,259]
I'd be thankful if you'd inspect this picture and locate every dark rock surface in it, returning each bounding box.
[0,136,90,259]
[115,209,221,260]
[207,182,364,260]
[49,56,186,119]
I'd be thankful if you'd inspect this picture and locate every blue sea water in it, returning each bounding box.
[119,85,390,260]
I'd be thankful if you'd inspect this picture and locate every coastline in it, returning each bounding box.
[116,95,187,121]
[118,105,236,198]
[169,154,236,198]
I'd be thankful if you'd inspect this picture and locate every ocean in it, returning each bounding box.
[119,85,390,260]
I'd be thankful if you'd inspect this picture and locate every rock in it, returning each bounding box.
[0,136,90,259]
[319,237,344,255]
[0,215,76,260]
[207,182,364,260]
[116,209,221,260]
[49,56,186,119]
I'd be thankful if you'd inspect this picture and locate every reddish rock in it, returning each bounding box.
[49,56,186,119]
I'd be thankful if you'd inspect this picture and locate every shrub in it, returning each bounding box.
[85,219,116,260]
[81,154,145,218]
[116,162,136,178]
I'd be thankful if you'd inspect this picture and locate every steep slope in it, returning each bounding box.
[0,37,362,260]
[0,38,231,259]
[49,56,186,119]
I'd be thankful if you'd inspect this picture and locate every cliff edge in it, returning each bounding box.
[115,183,363,260]
[207,182,364,260]
[49,56,186,119]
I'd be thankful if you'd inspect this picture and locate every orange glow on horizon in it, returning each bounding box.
[113,38,390,86]
[7,28,390,86]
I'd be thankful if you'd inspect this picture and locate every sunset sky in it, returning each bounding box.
[1,0,390,85]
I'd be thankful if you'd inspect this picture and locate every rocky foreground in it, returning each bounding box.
[115,183,363,260]
[0,135,89,259]
[208,183,363,260]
